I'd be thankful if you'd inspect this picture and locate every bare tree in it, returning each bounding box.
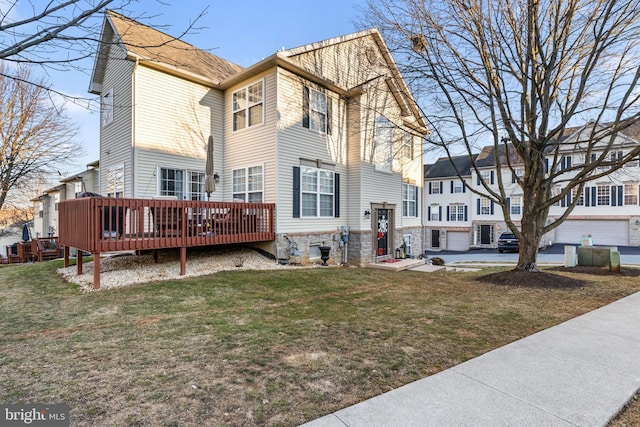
[0,1,208,100]
[364,0,640,270]
[0,64,79,211]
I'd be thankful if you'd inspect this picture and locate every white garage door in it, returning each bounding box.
[555,220,629,246]
[447,231,470,251]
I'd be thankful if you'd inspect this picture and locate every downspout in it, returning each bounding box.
[131,57,138,197]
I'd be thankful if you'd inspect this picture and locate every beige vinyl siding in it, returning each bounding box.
[133,66,224,198]
[290,34,382,92]
[133,148,210,199]
[224,70,277,205]
[276,68,348,234]
[100,43,134,196]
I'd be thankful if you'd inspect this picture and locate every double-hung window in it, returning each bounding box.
[479,197,491,215]
[402,132,413,160]
[449,204,465,221]
[452,181,463,193]
[572,187,584,206]
[309,88,327,133]
[232,80,264,131]
[597,184,610,206]
[402,183,417,216]
[301,167,334,217]
[102,88,113,127]
[510,196,522,215]
[188,171,205,201]
[232,165,264,202]
[374,116,393,172]
[625,183,638,205]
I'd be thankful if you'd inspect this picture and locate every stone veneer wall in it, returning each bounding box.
[275,226,425,267]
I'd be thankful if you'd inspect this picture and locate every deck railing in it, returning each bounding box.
[58,197,275,288]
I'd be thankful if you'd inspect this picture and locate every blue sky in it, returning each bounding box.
[43,0,364,175]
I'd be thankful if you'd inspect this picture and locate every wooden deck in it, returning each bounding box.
[58,197,275,289]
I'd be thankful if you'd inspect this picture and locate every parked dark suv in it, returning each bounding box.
[497,232,519,253]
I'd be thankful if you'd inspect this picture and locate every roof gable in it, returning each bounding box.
[90,10,243,92]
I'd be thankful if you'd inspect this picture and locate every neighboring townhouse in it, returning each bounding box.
[424,121,640,250]
[32,161,100,238]
[88,11,428,265]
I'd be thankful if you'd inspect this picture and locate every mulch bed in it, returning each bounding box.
[476,265,640,289]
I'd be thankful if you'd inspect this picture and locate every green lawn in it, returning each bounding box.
[1,259,639,426]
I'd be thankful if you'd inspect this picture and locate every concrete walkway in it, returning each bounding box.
[302,291,640,427]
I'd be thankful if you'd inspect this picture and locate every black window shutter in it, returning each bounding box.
[293,166,301,218]
[464,205,468,221]
[477,198,480,215]
[428,182,432,194]
[585,187,590,206]
[415,186,419,217]
[477,174,480,186]
[302,87,310,129]
[462,183,466,193]
[334,173,340,217]
[591,187,597,206]
[427,206,431,221]
[326,96,332,135]
[439,181,443,193]
[438,206,442,221]
[490,200,494,215]
[450,180,454,193]
[544,158,549,173]
[567,156,572,169]
[507,197,511,212]
[612,186,617,206]
[618,185,624,206]
[446,205,450,221]
[560,193,566,207]
[490,171,494,185]
[511,172,516,183]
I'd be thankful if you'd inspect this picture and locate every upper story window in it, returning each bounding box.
[101,88,113,127]
[303,87,331,134]
[448,204,466,221]
[452,180,464,193]
[572,187,584,206]
[232,80,264,131]
[509,196,522,215]
[625,183,638,205]
[374,116,393,172]
[479,197,491,215]
[402,183,417,217]
[429,205,440,221]
[402,132,413,160]
[597,184,610,206]
[428,181,442,194]
[106,165,124,198]
[233,165,264,202]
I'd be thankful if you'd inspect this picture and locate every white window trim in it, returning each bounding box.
[106,164,124,198]
[232,79,264,132]
[309,87,328,133]
[480,197,491,215]
[510,196,522,215]
[402,183,417,217]
[301,166,335,218]
[232,164,264,202]
[102,88,113,127]
[374,116,393,172]
[157,166,206,201]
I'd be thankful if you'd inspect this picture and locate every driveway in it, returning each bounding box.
[425,244,640,266]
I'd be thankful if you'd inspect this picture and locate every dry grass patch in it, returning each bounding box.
[1,260,639,426]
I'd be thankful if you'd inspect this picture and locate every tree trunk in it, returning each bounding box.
[516,180,547,271]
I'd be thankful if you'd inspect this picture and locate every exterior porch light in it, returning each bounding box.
[213,173,220,184]
[364,209,371,219]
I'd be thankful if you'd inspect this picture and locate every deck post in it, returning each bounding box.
[77,252,83,275]
[180,246,186,275]
[64,246,70,268]
[93,253,100,289]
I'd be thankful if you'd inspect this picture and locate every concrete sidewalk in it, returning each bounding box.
[302,292,640,427]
